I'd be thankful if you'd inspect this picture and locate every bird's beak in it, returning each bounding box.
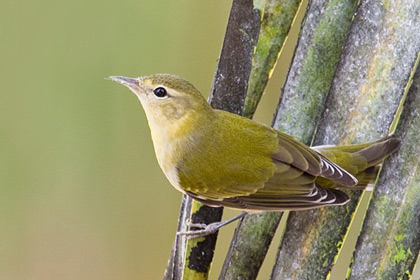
[108,76,142,92]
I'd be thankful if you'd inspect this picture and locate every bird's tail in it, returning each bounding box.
[313,136,401,190]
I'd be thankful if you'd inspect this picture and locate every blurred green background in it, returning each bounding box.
[0,0,304,279]
[0,1,228,279]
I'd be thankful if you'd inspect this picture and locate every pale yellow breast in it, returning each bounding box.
[147,109,208,193]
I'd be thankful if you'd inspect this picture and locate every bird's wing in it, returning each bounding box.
[212,187,350,210]
[274,132,358,187]
[187,158,350,210]
[178,111,356,210]
[221,160,351,210]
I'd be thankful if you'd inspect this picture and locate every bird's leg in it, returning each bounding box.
[177,211,248,239]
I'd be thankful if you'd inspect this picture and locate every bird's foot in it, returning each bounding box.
[176,211,248,239]
[177,220,222,239]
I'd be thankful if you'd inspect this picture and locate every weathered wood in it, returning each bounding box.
[218,1,307,279]
[273,0,359,142]
[218,0,361,278]
[164,195,193,280]
[164,1,262,279]
[209,0,262,115]
[243,0,302,119]
[349,55,420,280]
[219,212,282,280]
[180,203,224,280]
[272,0,420,279]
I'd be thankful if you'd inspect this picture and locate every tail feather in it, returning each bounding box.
[351,165,381,190]
[355,137,401,167]
[314,136,401,190]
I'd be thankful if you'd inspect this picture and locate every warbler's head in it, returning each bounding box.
[109,74,213,129]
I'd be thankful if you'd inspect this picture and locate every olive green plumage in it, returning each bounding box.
[110,74,400,211]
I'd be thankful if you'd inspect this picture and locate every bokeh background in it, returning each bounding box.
[1,1,294,279]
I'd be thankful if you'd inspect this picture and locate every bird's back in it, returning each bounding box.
[175,110,279,199]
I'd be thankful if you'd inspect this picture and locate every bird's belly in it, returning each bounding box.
[163,166,184,193]
[153,136,186,193]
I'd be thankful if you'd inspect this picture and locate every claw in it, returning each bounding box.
[177,222,220,238]
[176,211,248,239]
[185,221,208,229]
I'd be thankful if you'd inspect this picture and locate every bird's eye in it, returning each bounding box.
[153,87,167,98]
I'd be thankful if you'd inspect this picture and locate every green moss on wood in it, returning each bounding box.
[350,53,420,279]
[274,0,359,142]
[243,0,302,118]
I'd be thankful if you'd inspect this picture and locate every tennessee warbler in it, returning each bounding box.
[109,74,400,235]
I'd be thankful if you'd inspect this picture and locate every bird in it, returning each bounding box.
[109,74,400,237]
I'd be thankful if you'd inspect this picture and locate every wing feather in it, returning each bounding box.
[177,113,357,210]
[187,186,350,211]
[275,132,358,187]
[274,133,321,175]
